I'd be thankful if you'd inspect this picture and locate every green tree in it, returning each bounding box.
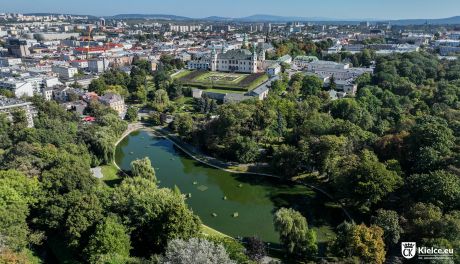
[271,144,301,179]
[153,89,170,112]
[406,116,455,172]
[130,157,157,183]
[232,136,259,163]
[329,75,337,90]
[273,208,317,259]
[371,209,402,246]
[360,49,373,66]
[125,107,138,122]
[84,215,131,264]
[354,72,372,88]
[173,114,194,140]
[207,236,252,264]
[0,113,11,150]
[404,203,445,239]
[330,98,373,130]
[0,185,30,250]
[89,78,108,95]
[407,170,460,210]
[271,79,287,94]
[109,177,201,256]
[336,150,402,211]
[301,75,323,96]
[334,222,386,264]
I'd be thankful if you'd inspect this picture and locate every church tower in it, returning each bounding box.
[210,45,217,71]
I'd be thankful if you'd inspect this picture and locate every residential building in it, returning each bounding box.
[7,39,30,58]
[0,96,35,127]
[0,79,34,97]
[0,57,22,67]
[99,92,126,117]
[88,59,109,73]
[293,56,319,68]
[52,66,79,80]
[266,63,281,76]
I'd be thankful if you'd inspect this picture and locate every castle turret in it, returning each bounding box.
[242,33,249,49]
[258,43,266,61]
[251,43,258,73]
[210,45,217,71]
[221,42,225,54]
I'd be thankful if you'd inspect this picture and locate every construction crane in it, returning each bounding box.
[86,25,92,60]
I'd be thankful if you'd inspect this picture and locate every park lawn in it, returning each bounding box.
[101,163,123,187]
[194,71,249,84]
[171,69,194,80]
[246,74,269,90]
[173,97,196,113]
[178,70,268,92]
[201,224,231,238]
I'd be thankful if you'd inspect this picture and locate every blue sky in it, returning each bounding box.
[1,0,459,19]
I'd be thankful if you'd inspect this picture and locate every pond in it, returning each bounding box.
[115,130,345,246]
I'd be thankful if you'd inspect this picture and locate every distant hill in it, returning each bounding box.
[236,14,334,22]
[112,14,191,20]
[21,13,460,25]
[25,12,97,19]
[392,16,460,25]
[202,16,233,22]
[234,14,460,25]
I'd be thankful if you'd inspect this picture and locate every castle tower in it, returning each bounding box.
[242,33,249,49]
[221,41,226,54]
[210,45,217,71]
[258,43,266,61]
[251,43,258,73]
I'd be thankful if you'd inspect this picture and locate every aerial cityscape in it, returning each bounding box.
[0,1,459,263]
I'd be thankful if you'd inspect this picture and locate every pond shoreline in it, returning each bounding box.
[113,123,353,222]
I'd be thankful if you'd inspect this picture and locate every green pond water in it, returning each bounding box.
[115,130,345,245]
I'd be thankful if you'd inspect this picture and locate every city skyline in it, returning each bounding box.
[2,0,460,20]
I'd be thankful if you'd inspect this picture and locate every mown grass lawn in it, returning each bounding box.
[201,224,231,238]
[101,163,123,187]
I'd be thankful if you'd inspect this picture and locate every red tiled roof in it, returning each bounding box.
[75,44,124,53]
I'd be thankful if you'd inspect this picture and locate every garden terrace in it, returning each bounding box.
[176,70,269,92]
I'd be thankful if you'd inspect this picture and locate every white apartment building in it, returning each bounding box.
[0,96,35,127]
[88,59,109,74]
[307,61,350,72]
[0,57,22,67]
[0,79,34,97]
[52,66,79,80]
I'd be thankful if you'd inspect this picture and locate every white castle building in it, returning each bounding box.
[188,39,266,74]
